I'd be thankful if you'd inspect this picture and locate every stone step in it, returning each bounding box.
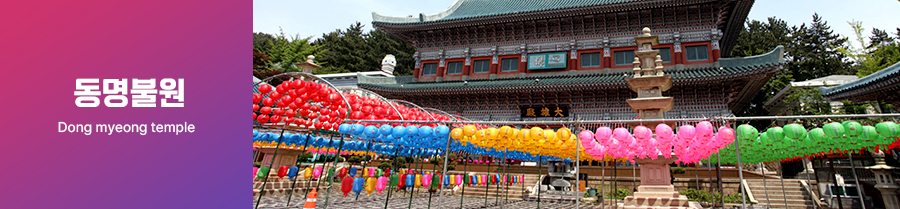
[748,192,807,199]
[748,186,805,191]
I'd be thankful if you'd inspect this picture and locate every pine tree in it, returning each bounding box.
[313,22,417,76]
[733,17,795,120]
[786,13,853,81]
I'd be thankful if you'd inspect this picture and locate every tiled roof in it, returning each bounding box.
[372,0,640,24]
[357,46,783,91]
[820,61,900,98]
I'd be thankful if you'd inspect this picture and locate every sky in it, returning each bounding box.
[253,0,900,46]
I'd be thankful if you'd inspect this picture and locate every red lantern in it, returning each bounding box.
[281,80,292,90]
[283,117,294,123]
[285,109,296,117]
[297,109,309,117]
[320,109,331,117]
[275,85,285,94]
[253,113,257,120]
[350,111,364,120]
[253,93,262,104]
[293,119,303,126]
[280,95,292,105]
[307,112,318,120]
[273,108,284,116]
[310,105,321,112]
[300,102,311,111]
[304,120,313,127]
[269,92,282,100]
[256,114,269,123]
[328,93,340,102]
[253,104,260,112]
[262,98,275,107]
[260,107,272,115]
[293,98,304,106]
[258,84,272,94]
[338,108,348,118]
[322,122,331,130]
[278,165,289,178]
[292,80,304,89]
[270,115,282,123]
[288,103,298,110]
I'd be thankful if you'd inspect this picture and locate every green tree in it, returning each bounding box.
[313,22,416,76]
[788,13,853,81]
[783,87,833,127]
[733,17,796,121]
[252,29,321,79]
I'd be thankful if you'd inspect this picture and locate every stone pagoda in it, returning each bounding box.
[619,28,701,209]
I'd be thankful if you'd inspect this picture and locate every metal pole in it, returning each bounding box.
[484,155,492,207]
[614,160,619,209]
[779,161,788,209]
[828,157,844,209]
[717,153,724,209]
[303,133,331,200]
[804,157,817,209]
[538,155,542,209]
[761,163,771,209]
[695,163,700,190]
[495,150,506,207]
[849,152,868,209]
[707,161,713,207]
[437,138,453,209]
[735,124,746,209]
[601,160,606,209]
[285,132,317,206]
[322,134,346,209]
[354,135,376,202]
[575,137,581,209]
[408,149,422,209]
[254,127,287,209]
[460,153,470,209]
[427,152,438,209]
[384,147,401,209]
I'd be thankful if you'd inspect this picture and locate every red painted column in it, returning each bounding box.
[463,65,471,76]
[570,56,579,70]
[436,64,445,77]
[602,56,611,69]
[518,60,527,74]
[489,63,498,74]
[414,67,420,78]
[711,48,720,61]
[674,44,683,64]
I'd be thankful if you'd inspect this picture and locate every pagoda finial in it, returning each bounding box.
[642,27,652,37]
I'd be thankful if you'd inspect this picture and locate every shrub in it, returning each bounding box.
[446,165,455,170]
[253,162,261,167]
[671,167,686,174]
[607,188,631,200]
[377,162,392,170]
[679,188,713,202]
[347,156,363,163]
[336,157,345,162]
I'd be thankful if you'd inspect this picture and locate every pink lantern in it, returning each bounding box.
[578,131,594,143]
[613,128,632,144]
[376,176,388,194]
[656,124,675,143]
[696,121,715,138]
[456,175,463,186]
[423,173,432,188]
[313,167,323,179]
[595,127,613,142]
[633,125,652,140]
[717,126,735,146]
[677,125,696,141]
[253,167,259,179]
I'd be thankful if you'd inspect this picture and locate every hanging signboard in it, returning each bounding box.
[527,52,567,70]
[520,106,568,118]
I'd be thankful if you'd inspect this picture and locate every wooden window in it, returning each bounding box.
[614,50,635,65]
[446,61,463,75]
[422,63,437,75]
[656,47,672,63]
[686,45,709,61]
[472,60,490,73]
[501,58,518,72]
[581,53,602,67]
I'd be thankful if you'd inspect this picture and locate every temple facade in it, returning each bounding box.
[362,0,783,122]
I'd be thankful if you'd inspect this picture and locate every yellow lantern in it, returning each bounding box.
[463,125,477,137]
[451,128,464,139]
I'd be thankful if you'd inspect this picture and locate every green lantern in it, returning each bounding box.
[876,121,899,138]
[767,127,785,142]
[392,173,402,187]
[860,126,879,146]
[328,167,336,179]
[809,128,827,142]
[843,121,863,137]
[257,166,270,179]
[758,132,770,147]
[376,168,383,177]
[463,174,470,184]
[737,124,759,141]
[823,122,845,139]
[783,123,807,140]
[802,135,815,147]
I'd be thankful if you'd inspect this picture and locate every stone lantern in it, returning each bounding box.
[867,151,899,209]
[295,55,322,73]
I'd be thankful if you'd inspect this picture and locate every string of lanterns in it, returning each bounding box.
[704,121,900,164]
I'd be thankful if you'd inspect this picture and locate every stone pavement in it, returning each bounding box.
[255,188,627,209]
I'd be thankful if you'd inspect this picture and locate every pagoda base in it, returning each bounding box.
[616,155,702,209]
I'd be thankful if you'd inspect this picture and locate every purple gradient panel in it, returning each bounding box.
[0,0,249,208]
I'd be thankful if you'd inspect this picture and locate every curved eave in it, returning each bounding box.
[820,61,900,101]
[373,0,716,31]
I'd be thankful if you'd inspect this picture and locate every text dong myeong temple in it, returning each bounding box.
[360,0,784,122]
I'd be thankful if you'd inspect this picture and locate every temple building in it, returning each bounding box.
[821,61,900,113]
[361,0,783,122]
